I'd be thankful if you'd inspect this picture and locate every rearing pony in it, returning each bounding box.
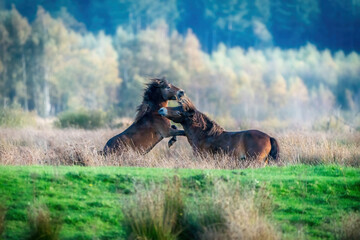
[158,95,279,162]
[103,78,186,155]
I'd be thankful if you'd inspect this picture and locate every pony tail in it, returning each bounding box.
[269,137,279,161]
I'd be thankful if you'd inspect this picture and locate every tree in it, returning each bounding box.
[0,6,31,108]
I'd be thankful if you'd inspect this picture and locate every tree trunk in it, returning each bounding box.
[22,51,28,111]
[2,44,7,106]
[43,67,51,117]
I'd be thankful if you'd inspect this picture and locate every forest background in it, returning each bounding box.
[0,0,359,130]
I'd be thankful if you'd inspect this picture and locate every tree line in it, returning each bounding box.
[0,7,120,117]
[0,6,359,127]
[2,0,359,53]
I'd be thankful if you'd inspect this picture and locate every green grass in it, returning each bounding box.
[0,165,359,239]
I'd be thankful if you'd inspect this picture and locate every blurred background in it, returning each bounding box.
[0,0,359,130]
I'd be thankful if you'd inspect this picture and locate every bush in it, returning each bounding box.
[312,116,352,132]
[55,109,110,129]
[0,108,36,128]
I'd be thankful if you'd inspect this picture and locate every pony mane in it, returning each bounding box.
[179,96,224,136]
[134,78,168,122]
[193,112,224,136]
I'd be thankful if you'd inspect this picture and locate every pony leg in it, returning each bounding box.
[168,137,176,147]
[166,125,186,148]
[169,125,185,136]
[168,125,178,148]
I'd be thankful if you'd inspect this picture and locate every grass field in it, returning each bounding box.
[0,127,359,239]
[0,165,359,239]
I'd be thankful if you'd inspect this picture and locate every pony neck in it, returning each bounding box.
[182,112,207,136]
[135,100,168,123]
[150,100,168,111]
[185,110,224,137]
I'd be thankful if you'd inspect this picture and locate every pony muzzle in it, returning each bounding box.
[177,90,185,99]
[158,107,167,116]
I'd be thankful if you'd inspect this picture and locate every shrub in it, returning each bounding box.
[55,109,110,129]
[312,116,352,132]
[0,108,36,127]
[27,204,61,240]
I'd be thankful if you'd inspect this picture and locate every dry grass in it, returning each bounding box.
[0,204,6,238]
[334,212,360,240]
[0,127,359,168]
[192,183,279,240]
[122,177,184,240]
[27,204,61,240]
[279,130,360,167]
[121,178,280,240]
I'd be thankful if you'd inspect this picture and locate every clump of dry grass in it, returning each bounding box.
[335,212,360,240]
[121,177,184,240]
[27,204,61,240]
[0,127,359,168]
[0,204,6,238]
[193,183,280,240]
[121,179,280,240]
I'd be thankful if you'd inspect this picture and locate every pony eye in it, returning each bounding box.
[166,85,171,89]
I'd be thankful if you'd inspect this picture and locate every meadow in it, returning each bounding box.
[0,126,359,239]
[1,1,359,239]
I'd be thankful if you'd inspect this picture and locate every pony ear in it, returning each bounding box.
[152,78,161,84]
[151,77,167,87]
[159,77,167,85]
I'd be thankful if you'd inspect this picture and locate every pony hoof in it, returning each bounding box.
[168,139,176,148]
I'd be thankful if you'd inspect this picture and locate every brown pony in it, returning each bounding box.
[103,78,186,155]
[158,95,279,162]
